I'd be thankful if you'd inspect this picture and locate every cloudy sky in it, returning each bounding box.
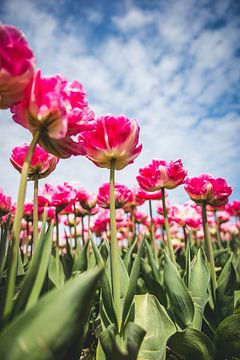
[0,0,239,206]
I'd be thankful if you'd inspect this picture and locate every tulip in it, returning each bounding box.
[80,114,142,170]
[185,174,233,298]
[137,159,187,191]
[137,159,187,266]
[11,69,94,159]
[97,182,131,209]
[184,174,233,206]
[0,24,35,109]
[10,143,59,180]
[81,113,142,330]
[0,189,12,217]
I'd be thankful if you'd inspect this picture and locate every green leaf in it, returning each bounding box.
[0,215,11,284]
[12,223,53,318]
[72,238,89,273]
[121,238,145,326]
[134,294,176,360]
[118,251,129,301]
[123,238,137,274]
[214,314,240,360]
[99,322,146,360]
[215,254,237,324]
[141,259,167,307]
[189,249,210,330]
[167,328,215,360]
[0,267,103,360]
[145,240,161,282]
[91,236,117,326]
[164,251,194,328]
[48,253,65,287]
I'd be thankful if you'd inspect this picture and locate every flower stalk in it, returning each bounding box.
[33,174,39,250]
[202,202,217,299]
[148,200,158,261]
[3,130,40,322]
[109,159,120,329]
[161,187,176,266]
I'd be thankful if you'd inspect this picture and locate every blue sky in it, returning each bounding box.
[0,0,240,205]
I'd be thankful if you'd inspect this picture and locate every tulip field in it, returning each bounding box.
[0,24,240,360]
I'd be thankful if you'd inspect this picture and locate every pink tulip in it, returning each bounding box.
[226,200,240,217]
[11,70,94,158]
[79,192,98,211]
[0,188,12,216]
[123,186,145,212]
[184,174,233,206]
[169,202,202,229]
[137,159,187,191]
[0,24,35,109]
[136,188,163,201]
[10,143,59,179]
[79,114,142,170]
[97,182,132,209]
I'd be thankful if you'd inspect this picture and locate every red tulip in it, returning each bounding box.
[10,143,59,179]
[0,24,35,109]
[137,159,187,191]
[80,114,142,170]
[184,174,233,206]
[0,188,12,216]
[11,70,94,158]
[97,182,131,209]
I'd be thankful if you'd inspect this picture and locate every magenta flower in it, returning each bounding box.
[80,114,142,170]
[10,143,59,179]
[136,188,163,201]
[0,24,35,109]
[184,174,233,206]
[97,182,132,209]
[137,159,187,191]
[226,200,240,217]
[11,70,94,158]
[0,188,12,216]
[79,191,98,211]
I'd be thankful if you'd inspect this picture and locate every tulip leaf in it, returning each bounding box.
[123,238,137,274]
[48,253,65,287]
[134,293,176,360]
[164,251,194,328]
[121,238,145,326]
[141,259,167,307]
[91,236,117,326]
[145,240,161,282]
[167,327,215,360]
[214,314,240,360]
[215,254,237,324]
[12,222,53,318]
[189,249,210,330]
[0,215,11,284]
[99,322,146,360]
[118,251,129,301]
[72,238,89,273]
[0,267,103,360]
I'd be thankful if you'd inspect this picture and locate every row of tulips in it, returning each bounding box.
[0,23,240,360]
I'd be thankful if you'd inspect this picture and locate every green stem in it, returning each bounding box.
[214,211,222,248]
[130,205,136,242]
[149,200,158,261]
[202,202,217,300]
[55,209,60,287]
[73,203,77,250]
[161,187,176,266]
[33,174,39,251]
[109,159,120,330]
[81,216,85,245]
[3,130,40,322]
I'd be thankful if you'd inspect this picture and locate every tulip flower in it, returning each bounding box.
[0,24,35,109]
[80,114,142,170]
[185,173,233,297]
[97,182,131,209]
[11,69,94,159]
[184,174,233,207]
[81,113,142,330]
[137,159,187,266]
[0,188,12,217]
[10,143,59,180]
